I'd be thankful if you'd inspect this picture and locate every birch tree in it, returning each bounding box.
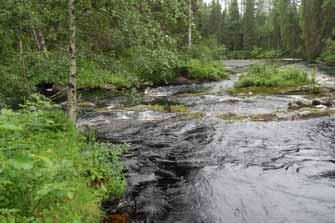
[68,0,77,121]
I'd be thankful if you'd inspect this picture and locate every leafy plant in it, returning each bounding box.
[127,47,179,85]
[0,95,126,222]
[250,47,285,59]
[319,39,335,65]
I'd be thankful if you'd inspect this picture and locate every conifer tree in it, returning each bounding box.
[302,0,323,60]
[243,0,256,49]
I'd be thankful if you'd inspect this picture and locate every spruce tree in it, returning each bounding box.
[243,0,256,49]
[208,0,223,41]
[226,0,242,50]
[302,0,323,60]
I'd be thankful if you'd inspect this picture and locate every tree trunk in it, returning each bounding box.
[188,0,192,49]
[32,28,42,51]
[38,30,48,55]
[18,38,27,81]
[68,0,77,121]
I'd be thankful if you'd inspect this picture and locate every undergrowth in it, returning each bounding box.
[0,95,126,223]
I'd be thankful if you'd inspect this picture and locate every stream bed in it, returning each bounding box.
[79,60,335,223]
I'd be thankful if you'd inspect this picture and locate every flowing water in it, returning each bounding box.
[79,60,335,223]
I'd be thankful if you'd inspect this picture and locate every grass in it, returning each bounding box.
[231,64,316,95]
[78,67,136,89]
[0,95,126,222]
[181,59,228,81]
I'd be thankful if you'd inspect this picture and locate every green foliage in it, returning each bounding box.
[0,95,126,222]
[222,48,285,59]
[250,47,285,59]
[127,47,180,85]
[223,50,251,59]
[189,38,226,60]
[0,65,32,107]
[319,39,335,65]
[77,59,136,89]
[236,64,314,88]
[182,59,228,81]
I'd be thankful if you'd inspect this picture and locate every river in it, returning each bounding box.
[79,60,335,223]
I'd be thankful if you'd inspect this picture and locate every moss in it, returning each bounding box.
[293,108,335,119]
[217,113,277,121]
[144,104,189,113]
[177,112,205,120]
[104,103,190,113]
[217,108,335,122]
[169,105,189,112]
[229,85,321,96]
[174,91,209,98]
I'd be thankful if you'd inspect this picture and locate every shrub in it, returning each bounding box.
[127,47,179,85]
[223,50,251,59]
[222,48,285,59]
[181,59,228,81]
[77,59,136,89]
[0,65,33,107]
[235,64,314,88]
[0,95,126,223]
[189,38,226,60]
[319,39,335,66]
[250,47,285,59]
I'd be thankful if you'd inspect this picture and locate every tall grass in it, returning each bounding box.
[181,59,228,81]
[235,64,314,88]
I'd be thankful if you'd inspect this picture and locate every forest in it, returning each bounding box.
[0,0,335,223]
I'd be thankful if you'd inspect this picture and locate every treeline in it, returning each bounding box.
[0,0,193,106]
[195,0,335,61]
[0,0,334,108]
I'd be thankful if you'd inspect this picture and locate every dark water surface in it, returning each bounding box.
[79,60,335,223]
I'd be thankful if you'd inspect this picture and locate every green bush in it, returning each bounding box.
[319,39,335,66]
[0,65,33,107]
[189,38,226,60]
[77,59,137,89]
[181,59,228,81]
[0,95,126,223]
[250,47,285,59]
[223,50,251,59]
[236,64,314,88]
[126,47,179,85]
